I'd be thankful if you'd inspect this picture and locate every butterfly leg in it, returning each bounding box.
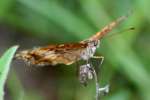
[91,56,104,71]
[90,56,109,99]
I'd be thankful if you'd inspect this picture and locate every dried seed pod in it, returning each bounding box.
[79,64,93,86]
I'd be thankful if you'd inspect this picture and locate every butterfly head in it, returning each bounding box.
[87,40,100,48]
[80,40,100,60]
[87,40,100,55]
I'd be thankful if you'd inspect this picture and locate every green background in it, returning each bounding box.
[0,0,150,100]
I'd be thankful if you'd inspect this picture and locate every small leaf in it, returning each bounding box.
[0,45,19,100]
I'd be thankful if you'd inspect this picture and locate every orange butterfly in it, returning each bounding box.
[15,14,129,100]
[15,15,127,66]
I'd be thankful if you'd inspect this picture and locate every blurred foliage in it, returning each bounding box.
[0,46,18,100]
[0,0,150,100]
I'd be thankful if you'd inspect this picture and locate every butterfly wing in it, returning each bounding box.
[15,42,87,66]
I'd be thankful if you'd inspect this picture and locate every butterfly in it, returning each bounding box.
[15,14,130,100]
[15,15,128,66]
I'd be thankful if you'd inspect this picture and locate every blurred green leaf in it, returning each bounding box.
[7,70,24,100]
[104,89,130,100]
[79,0,109,28]
[0,0,15,19]
[0,46,18,100]
[103,39,150,100]
[18,0,95,39]
[136,0,150,20]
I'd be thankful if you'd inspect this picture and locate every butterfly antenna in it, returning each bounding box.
[105,27,135,38]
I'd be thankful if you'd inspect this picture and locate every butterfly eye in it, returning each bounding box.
[94,42,97,46]
[93,41,98,46]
